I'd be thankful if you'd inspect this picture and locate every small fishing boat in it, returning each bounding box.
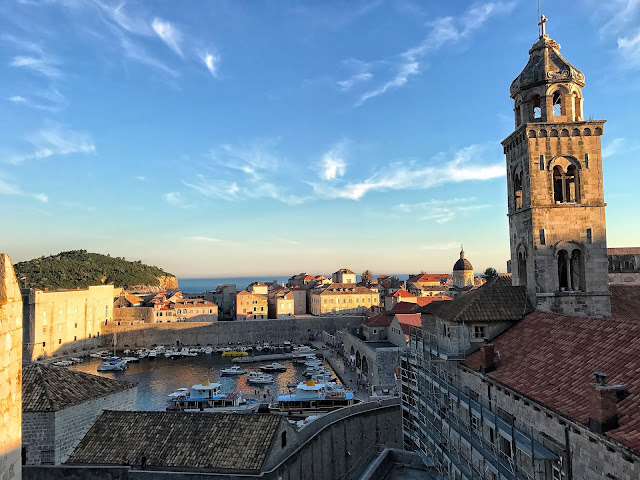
[220,365,248,375]
[271,380,356,414]
[221,350,248,357]
[247,371,274,384]
[97,357,127,372]
[260,362,287,372]
[166,382,259,413]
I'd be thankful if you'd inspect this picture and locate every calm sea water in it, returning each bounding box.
[178,274,411,294]
[70,354,334,411]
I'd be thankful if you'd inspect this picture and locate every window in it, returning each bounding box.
[552,90,562,116]
[472,325,486,339]
[518,251,527,287]
[58,339,61,344]
[570,249,585,291]
[553,460,566,480]
[586,228,592,244]
[539,229,546,246]
[558,250,569,290]
[513,167,523,210]
[531,94,542,119]
[281,431,287,448]
[553,165,579,203]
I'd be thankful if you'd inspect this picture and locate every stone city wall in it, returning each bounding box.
[23,466,129,480]
[102,316,364,349]
[0,254,23,480]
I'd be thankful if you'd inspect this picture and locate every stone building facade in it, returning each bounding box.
[310,283,380,316]
[503,23,610,317]
[22,364,136,466]
[608,247,640,285]
[22,285,114,361]
[0,254,23,480]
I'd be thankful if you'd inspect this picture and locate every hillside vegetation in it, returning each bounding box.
[14,250,176,290]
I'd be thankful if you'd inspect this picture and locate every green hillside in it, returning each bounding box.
[14,250,174,290]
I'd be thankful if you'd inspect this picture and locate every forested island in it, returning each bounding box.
[13,250,177,290]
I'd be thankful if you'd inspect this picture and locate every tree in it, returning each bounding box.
[361,270,373,284]
[483,267,498,281]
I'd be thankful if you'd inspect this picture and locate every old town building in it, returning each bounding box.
[400,18,640,480]
[310,283,379,316]
[236,289,268,320]
[608,247,640,285]
[0,254,22,480]
[22,285,114,362]
[331,268,357,284]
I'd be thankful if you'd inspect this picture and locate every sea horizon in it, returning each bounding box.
[178,273,413,294]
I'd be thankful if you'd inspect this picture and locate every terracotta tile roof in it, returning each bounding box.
[392,290,416,298]
[416,296,452,307]
[396,314,422,336]
[465,306,640,453]
[366,311,397,327]
[23,364,136,412]
[390,302,419,313]
[334,268,355,274]
[407,273,448,284]
[67,411,282,472]
[608,248,640,255]
[610,285,640,322]
[420,276,531,322]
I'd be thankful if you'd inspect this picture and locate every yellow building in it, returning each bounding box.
[236,290,268,320]
[268,289,294,318]
[22,285,115,361]
[174,298,218,321]
[310,283,379,316]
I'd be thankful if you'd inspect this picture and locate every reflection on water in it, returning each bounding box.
[70,354,334,411]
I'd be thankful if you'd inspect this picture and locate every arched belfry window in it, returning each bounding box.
[553,164,580,203]
[558,248,585,292]
[532,95,542,119]
[518,251,527,287]
[573,93,582,120]
[558,250,569,290]
[570,249,585,291]
[513,167,523,210]
[552,91,562,116]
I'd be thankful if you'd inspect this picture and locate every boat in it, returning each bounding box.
[247,371,274,384]
[262,343,271,353]
[97,357,127,372]
[220,365,248,375]
[123,356,139,364]
[244,346,253,352]
[148,350,157,360]
[70,357,83,364]
[53,360,73,367]
[271,380,356,413]
[221,350,248,357]
[293,345,314,355]
[166,381,259,413]
[260,362,287,372]
[204,346,213,354]
[304,360,323,367]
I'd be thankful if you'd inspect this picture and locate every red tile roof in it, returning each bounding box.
[416,297,452,307]
[608,248,640,256]
[390,302,419,313]
[465,285,640,453]
[392,290,416,298]
[365,311,396,327]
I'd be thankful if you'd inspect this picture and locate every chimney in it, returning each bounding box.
[589,371,622,433]
[479,339,496,373]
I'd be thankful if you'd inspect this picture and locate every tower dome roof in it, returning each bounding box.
[509,21,584,99]
[453,249,473,272]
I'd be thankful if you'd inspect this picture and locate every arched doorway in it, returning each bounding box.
[361,356,369,383]
[355,350,361,368]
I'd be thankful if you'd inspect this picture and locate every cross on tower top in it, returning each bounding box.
[538,14,548,37]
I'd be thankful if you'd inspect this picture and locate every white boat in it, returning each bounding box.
[247,371,274,384]
[53,360,73,367]
[304,360,322,367]
[148,350,157,360]
[244,346,253,352]
[97,357,127,372]
[166,381,259,413]
[123,349,131,354]
[123,356,139,364]
[260,362,287,372]
[293,345,314,355]
[204,346,213,354]
[220,365,248,375]
[70,357,83,364]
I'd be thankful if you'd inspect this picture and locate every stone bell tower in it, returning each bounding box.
[502,16,610,317]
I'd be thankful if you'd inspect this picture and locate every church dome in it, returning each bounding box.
[453,249,473,271]
[510,30,584,99]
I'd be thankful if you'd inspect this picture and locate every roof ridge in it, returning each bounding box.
[34,364,55,411]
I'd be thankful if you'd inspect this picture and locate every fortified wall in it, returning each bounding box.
[0,254,23,480]
[102,316,364,349]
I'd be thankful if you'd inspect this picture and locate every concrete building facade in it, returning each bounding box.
[310,283,379,316]
[22,285,114,362]
[0,254,23,480]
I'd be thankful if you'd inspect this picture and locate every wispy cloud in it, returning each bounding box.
[9,96,27,104]
[603,138,626,158]
[0,174,48,202]
[320,143,347,180]
[7,87,67,112]
[152,17,183,57]
[618,31,640,67]
[203,52,220,77]
[11,55,61,78]
[353,1,515,105]
[337,59,373,91]
[311,144,505,200]
[135,176,146,181]
[393,197,491,224]
[184,235,222,243]
[120,37,179,77]
[1,34,44,55]
[9,124,95,164]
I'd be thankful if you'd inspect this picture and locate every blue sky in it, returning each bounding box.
[1,0,639,277]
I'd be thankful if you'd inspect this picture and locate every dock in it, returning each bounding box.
[232,353,314,363]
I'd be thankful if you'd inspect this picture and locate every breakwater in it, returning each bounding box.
[103,316,362,350]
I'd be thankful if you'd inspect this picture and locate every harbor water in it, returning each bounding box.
[70,353,336,411]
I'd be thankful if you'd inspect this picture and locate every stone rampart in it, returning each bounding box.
[0,254,23,480]
[103,316,364,349]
